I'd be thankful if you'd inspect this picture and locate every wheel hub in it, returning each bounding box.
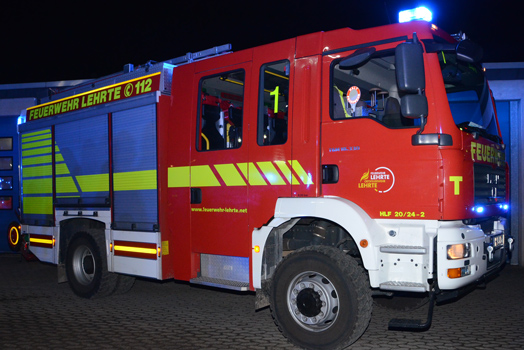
[72,245,95,286]
[82,255,95,275]
[287,272,340,332]
[296,288,322,317]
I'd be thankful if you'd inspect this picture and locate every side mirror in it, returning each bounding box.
[456,40,483,63]
[339,47,376,70]
[401,94,428,119]
[395,41,425,93]
[424,39,483,63]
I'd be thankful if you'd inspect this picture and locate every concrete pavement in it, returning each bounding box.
[0,253,523,349]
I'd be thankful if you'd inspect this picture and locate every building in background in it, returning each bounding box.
[484,62,524,266]
[0,80,87,252]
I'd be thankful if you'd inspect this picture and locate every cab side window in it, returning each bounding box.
[198,70,245,151]
[257,61,290,146]
[331,51,415,128]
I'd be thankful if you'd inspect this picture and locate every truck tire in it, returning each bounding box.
[270,246,372,350]
[65,233,117,299]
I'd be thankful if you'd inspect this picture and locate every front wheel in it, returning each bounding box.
[270,246,372,350]
[65,233,117,298]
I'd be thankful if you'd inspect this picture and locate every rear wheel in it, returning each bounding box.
[65,233,117,298]
[270,246,372,350]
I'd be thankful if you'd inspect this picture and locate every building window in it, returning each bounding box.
[0,157,12,170]
[0,196,12,210]
[0,176,13,191]
[0,137,13,151]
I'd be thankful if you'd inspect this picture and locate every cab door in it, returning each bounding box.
[190,62,251,258]
[246,39,297,229]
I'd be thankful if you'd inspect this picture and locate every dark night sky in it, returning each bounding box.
[2,0,522,85]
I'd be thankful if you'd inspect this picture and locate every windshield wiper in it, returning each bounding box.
[457,122,502,143]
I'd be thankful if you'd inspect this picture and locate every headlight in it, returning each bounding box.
[447,243,471,260]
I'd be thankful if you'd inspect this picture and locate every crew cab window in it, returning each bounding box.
[197,70,245,151]
[258,61,290,146]
[331,51,414,128]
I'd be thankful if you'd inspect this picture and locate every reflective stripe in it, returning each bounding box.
[30,237,53,245]
[237,162,267,186]
[167,160,311,188]
[114,245,157,255]
[55,163,70,175]
[168,166,190,188]
[21,139,52,149]
[22,130,50,138]
[257,161,286,185]
[214,163,246,186]
[21,129,54,218]
[23,165,52,178]
[23,179,53,194]
[113,240,158,260]
[275,160,300,185]
[290,160,314,185]
[23,197,53,215]
[113,170,157,191]
[56,176,79,193]
[22,134,51,143]
[191,165,221,187]
[29,234,54,249]
[76,174,109,192]
[22,155,52,166]
[22,146,52,157]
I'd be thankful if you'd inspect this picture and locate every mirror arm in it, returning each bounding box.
[416,115,427,135]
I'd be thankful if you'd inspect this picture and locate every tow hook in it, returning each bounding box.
[486,245,494,262]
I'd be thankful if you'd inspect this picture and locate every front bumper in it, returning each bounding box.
[437,220,510,290]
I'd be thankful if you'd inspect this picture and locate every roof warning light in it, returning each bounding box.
[399,7,433,23]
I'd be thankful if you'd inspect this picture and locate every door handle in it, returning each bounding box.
[191,188,202,204]
[322,164,339,184]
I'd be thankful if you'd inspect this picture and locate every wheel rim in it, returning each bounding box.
[287,271,340,332]
[71,244,95,286]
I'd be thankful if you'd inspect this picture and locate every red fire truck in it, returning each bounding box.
[19,16,512,349]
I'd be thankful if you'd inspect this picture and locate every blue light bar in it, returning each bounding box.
[399,7,433,23]
[499,203,510,211]
[471,206,485,214]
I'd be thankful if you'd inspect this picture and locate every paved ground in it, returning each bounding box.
[0,253,523,349]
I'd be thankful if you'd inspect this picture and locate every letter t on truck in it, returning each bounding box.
[19,9,512,350]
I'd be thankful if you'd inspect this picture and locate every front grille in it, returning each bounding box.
[474,164,506,205]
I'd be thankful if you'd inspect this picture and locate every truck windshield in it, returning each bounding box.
[439,52,500,142]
